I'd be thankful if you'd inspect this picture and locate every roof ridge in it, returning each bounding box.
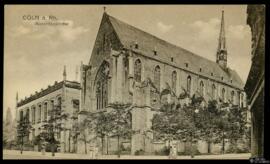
[105,14,243,89]
[107,14,221,67]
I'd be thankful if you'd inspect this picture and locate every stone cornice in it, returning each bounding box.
[17,80,81,108]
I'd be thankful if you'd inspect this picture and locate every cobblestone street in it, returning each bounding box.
[3,150,251,160]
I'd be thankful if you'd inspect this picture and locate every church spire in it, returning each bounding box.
[16,91,18,108]
[16,91,18,103]
[63,65,67,81]
[216,10,227,68]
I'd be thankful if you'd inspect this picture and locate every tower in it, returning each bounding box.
[16,91,18,107]
[216,10,227,68]
[63,65,67,81]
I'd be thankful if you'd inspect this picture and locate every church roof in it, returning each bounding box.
[106,13,244,90]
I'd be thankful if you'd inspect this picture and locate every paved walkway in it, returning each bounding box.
[3,150,251,160]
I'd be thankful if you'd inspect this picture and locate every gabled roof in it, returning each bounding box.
[105,13,244,90]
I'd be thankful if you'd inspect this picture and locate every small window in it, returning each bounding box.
[211,73,213,76]
[231,80,233,83]
[135,43,139,49]
[221,77,224,80]
[199,68,202,72]
[171,57,174,62]
[153,50,157,56]
[185,63,189,68]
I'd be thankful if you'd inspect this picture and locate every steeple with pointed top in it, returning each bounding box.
[63,65,67,81]
[16,92,18,103]
[216,10,227,68]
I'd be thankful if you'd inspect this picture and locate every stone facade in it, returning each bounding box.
[79,11,247,155]
[16,77,81,153]
[245,5,265,158]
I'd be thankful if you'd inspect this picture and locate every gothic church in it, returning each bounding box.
[78,10,246,154]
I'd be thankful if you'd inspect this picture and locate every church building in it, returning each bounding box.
[79,10,247,154]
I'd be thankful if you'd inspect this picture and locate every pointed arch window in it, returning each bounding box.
[231,91,235,104]
[96,62,110,110]
[212,84,216,99]
[199,81,205,96]
[222,88,226,102]
[240,93,244,108]
[96,81,101,110]
[134,59,142,82]
[172,71,177,93]
[154,65,161,91]
[187,76,192,94]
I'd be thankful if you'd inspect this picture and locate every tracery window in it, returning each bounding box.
[172,71,177,93]
[134,59,142,82]
[96,61,110,110]
[154,65,161,91]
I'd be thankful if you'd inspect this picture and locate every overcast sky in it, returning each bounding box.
[4,5,252,118]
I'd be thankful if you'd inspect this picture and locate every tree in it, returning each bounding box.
[16,115,32,154]
[40,104,69,156]
[3,108,16,149]
[107,102,132,158]
[196,100,249,154]
[152,97,202,158]
[225,104,249,152]
[85,103,132,157]
[83,110,111,155]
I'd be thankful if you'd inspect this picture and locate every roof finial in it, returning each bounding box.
[75,65,78,82]
[103,6,106,13]
[63,65,67,81]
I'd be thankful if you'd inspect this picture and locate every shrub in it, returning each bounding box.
[178,148,201,155]
[135,149,145,156]
[226,145,250,154]
[155,146,170,156]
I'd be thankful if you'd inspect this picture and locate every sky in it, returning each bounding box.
[4,5,252,118]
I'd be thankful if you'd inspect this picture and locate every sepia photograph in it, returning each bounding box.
[3,4,265,160]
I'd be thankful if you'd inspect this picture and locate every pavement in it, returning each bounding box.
[3,150,251,160]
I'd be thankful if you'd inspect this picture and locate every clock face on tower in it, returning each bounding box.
[219,52,227,61]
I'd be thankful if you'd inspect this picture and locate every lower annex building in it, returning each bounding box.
[16,67,81,153]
